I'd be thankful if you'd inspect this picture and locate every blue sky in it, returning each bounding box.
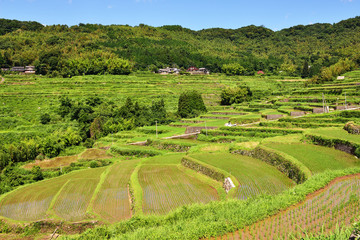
[0,0,359,31]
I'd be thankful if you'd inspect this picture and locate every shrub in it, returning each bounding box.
[344,122,360,135]
[90,161,99,168]
[39,113,51,124]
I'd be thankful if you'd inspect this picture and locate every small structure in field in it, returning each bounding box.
[223,177,236,193]
[158,67,180,75]
[257,70,265,75]
[187,67,210,75]
[337,76,345,80]
[290,111,305,117]
[25,66,36,74]
[11,66,25,73]
[266,114,283,120]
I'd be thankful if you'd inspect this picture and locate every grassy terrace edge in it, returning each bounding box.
[63,168,360,240]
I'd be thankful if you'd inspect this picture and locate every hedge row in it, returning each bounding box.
[229,117,260,125]
[201,129,285,138]
[146,139,194,152]
[110,146,162,157]
[340,110,360,118]
[181,156,227,182]
[259,121,342,128]
[231,145,312,184]
[305,134,360,158]
[279,117,356,124]
[219,127,302,134]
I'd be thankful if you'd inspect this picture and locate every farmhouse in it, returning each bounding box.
[187,67,210,75]
[158,67,180,75]
[25,66,36,74]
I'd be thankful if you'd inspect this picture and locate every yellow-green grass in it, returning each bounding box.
[261,134,303,144]
[265,143,360,173]
[52,167,106,222]
[306,127,360,145]
[22,155,79,169]
[78,148,113,160]
[139,165,218,215]
[189,153,295,200]
[92,160,139,223]
[143,154,185,165]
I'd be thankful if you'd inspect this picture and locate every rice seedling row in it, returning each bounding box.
[93,160,139,222]
[189,153,295,200]
[139,165,218,215]
[224,176,360,240]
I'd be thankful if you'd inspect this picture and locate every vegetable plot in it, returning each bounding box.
[93,160,139,222]
[139,165,218,215]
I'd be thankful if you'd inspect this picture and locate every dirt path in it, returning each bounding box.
[0,75,4,84]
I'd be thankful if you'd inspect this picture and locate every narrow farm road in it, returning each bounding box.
[0,76,4,84]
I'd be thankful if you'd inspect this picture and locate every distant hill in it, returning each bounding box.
[0,17,359,77]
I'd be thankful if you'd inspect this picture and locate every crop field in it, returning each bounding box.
[93,160,139,222]
[265,143,360,173]
[0,177,68,221]
[306,127,360,144]
[189,153,295,199]
[222,175,360,240]
[139,165,218,215]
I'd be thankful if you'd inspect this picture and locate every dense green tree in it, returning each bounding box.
[177,91,207,118]
[220,86,253,105]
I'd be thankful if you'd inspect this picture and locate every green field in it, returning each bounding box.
[93,160,139,223]
[139,165,218,215]
[306,127,360,145]
[189,152,295,199]
[265,143,360,173]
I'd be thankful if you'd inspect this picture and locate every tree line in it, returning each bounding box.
[1,17,360,78]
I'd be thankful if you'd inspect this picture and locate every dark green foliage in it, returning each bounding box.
[146,139,193,152]
[110,146,161,157]
[221,63,246,76]
[39,113,51,124]
[31,166,43,181]
[0,18,43,35]
[220,86,252,105]
[340,110,360,118]
[2,16,360,77]
[177,91,207,118]
[301,60,310,78]
[89,161,99,168]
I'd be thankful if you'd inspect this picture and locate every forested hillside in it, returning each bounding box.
[0,17,360,77]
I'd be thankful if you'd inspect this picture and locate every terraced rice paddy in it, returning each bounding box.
[93,160,139,222]
[265,143,360,173]
[221,175,360,240]
[189,153,295,199]
[0,177,68,221]
[52,167,105,221]
[306,127,360,145]
[139,165,218,215]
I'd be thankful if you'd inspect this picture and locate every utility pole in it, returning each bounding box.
[155,120,158,138]
[322,93,325,113]
[205,121,208,136]
[345,92,347,110]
